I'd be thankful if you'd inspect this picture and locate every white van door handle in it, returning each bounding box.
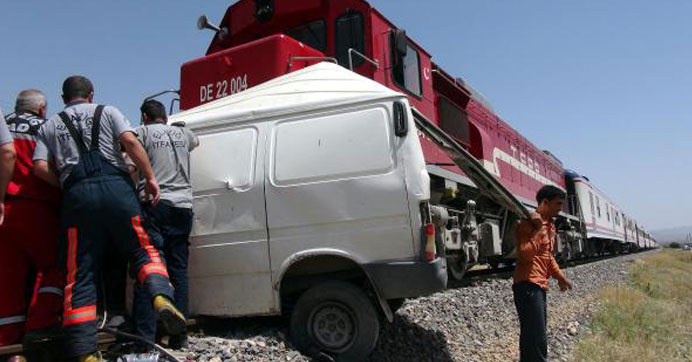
[224,178,242,192]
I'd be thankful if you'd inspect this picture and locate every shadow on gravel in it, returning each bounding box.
[195,314,454,362]
[194,315,289,340]
[368,314,454,362]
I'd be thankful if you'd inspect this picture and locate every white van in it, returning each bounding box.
[170,63,447,360]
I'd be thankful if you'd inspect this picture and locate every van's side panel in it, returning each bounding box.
[188,123,276,316]
[265,103,415,293]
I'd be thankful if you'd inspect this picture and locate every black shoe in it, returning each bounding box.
[168,334,189,350]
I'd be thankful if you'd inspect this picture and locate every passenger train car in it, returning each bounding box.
[171,0,656,279]
[565,170,644,255]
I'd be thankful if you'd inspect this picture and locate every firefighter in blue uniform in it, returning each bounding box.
[33,76,186,362]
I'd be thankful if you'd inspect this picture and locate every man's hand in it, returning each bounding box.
[120,131,159,206]
[144,177,161,207]
[529,212,543,230]
[0,202,5,226]
[559,278,573,292]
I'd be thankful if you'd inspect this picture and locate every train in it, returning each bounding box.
[168,0,656,282]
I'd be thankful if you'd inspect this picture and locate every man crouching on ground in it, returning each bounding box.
[513,185,574,362]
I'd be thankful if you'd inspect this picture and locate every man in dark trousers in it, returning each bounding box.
[513,185,574,362]
[32,76,186,362]
[131,99,199,349]
[0,90,63,348]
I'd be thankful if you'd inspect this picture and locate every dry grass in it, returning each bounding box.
[573,250,692,362]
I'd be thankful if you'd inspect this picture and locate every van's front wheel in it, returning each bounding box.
[289,281,380,361]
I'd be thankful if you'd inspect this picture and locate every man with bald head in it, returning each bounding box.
[0,91,63,347]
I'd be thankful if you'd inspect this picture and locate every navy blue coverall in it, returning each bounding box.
[56,106,174,357]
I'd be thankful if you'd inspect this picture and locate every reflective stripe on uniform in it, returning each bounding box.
[64,227,78,312]
[137,263,169,283]
[63,306,96,326]
[38,287,64,296]
[0,315,26,326]
[131,216,168,283]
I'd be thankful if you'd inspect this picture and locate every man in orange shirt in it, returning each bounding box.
[513,185,573,362]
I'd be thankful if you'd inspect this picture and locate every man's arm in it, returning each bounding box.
[0,142,16,199]
[183,127,199,151]
[120,131,160,206]
[515,215,542,261]
[548,255,573,291]
[0,142,16,225]
[33,160,60,187]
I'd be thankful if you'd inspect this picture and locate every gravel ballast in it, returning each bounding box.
[176,251,656,362]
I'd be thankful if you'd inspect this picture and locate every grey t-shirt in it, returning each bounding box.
[33,102,134,186]
[0,108,12,145]
[135,123,199,208]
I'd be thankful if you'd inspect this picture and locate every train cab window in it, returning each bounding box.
[391,34,422,97]
[335,11,365,68]
[286,20,327,52]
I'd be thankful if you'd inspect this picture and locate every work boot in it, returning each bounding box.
[153,295,186,335]
[77,352,102,362]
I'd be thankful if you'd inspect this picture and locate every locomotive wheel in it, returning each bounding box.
[447,256,468,281]
[488,257,501,270]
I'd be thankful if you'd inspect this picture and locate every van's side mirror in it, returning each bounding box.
[393,29,408,58]
[394,102,408,137]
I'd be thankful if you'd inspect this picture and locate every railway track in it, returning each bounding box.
[449,251,641,289]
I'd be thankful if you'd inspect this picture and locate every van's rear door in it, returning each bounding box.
[265,103,414,281]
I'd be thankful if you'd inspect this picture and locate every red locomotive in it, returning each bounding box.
[176,0,655,278]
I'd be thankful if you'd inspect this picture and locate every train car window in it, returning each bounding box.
[606,203,610,221]
[391,34,422,97]
[596,196,601,217]
[438,96,471,146]
[286,20,327,52]
[589,192,595,216]
[335,11,365,67]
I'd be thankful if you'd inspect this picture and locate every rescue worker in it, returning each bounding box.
[32,76,185,362]
[0,107,15,226]
[513,185,574,362]
[0,91,63,348]
[131,99,199,349]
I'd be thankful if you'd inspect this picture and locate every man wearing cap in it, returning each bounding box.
[33,76,186,362]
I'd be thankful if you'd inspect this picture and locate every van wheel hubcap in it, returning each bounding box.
[309,302,356,352]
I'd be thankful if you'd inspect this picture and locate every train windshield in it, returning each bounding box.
[286,20,327,52]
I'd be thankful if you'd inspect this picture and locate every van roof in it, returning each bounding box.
[170,62,404,128]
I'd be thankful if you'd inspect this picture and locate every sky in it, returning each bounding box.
[1,1,689,230]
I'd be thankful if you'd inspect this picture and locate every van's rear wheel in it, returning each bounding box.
[289,281,380,361]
